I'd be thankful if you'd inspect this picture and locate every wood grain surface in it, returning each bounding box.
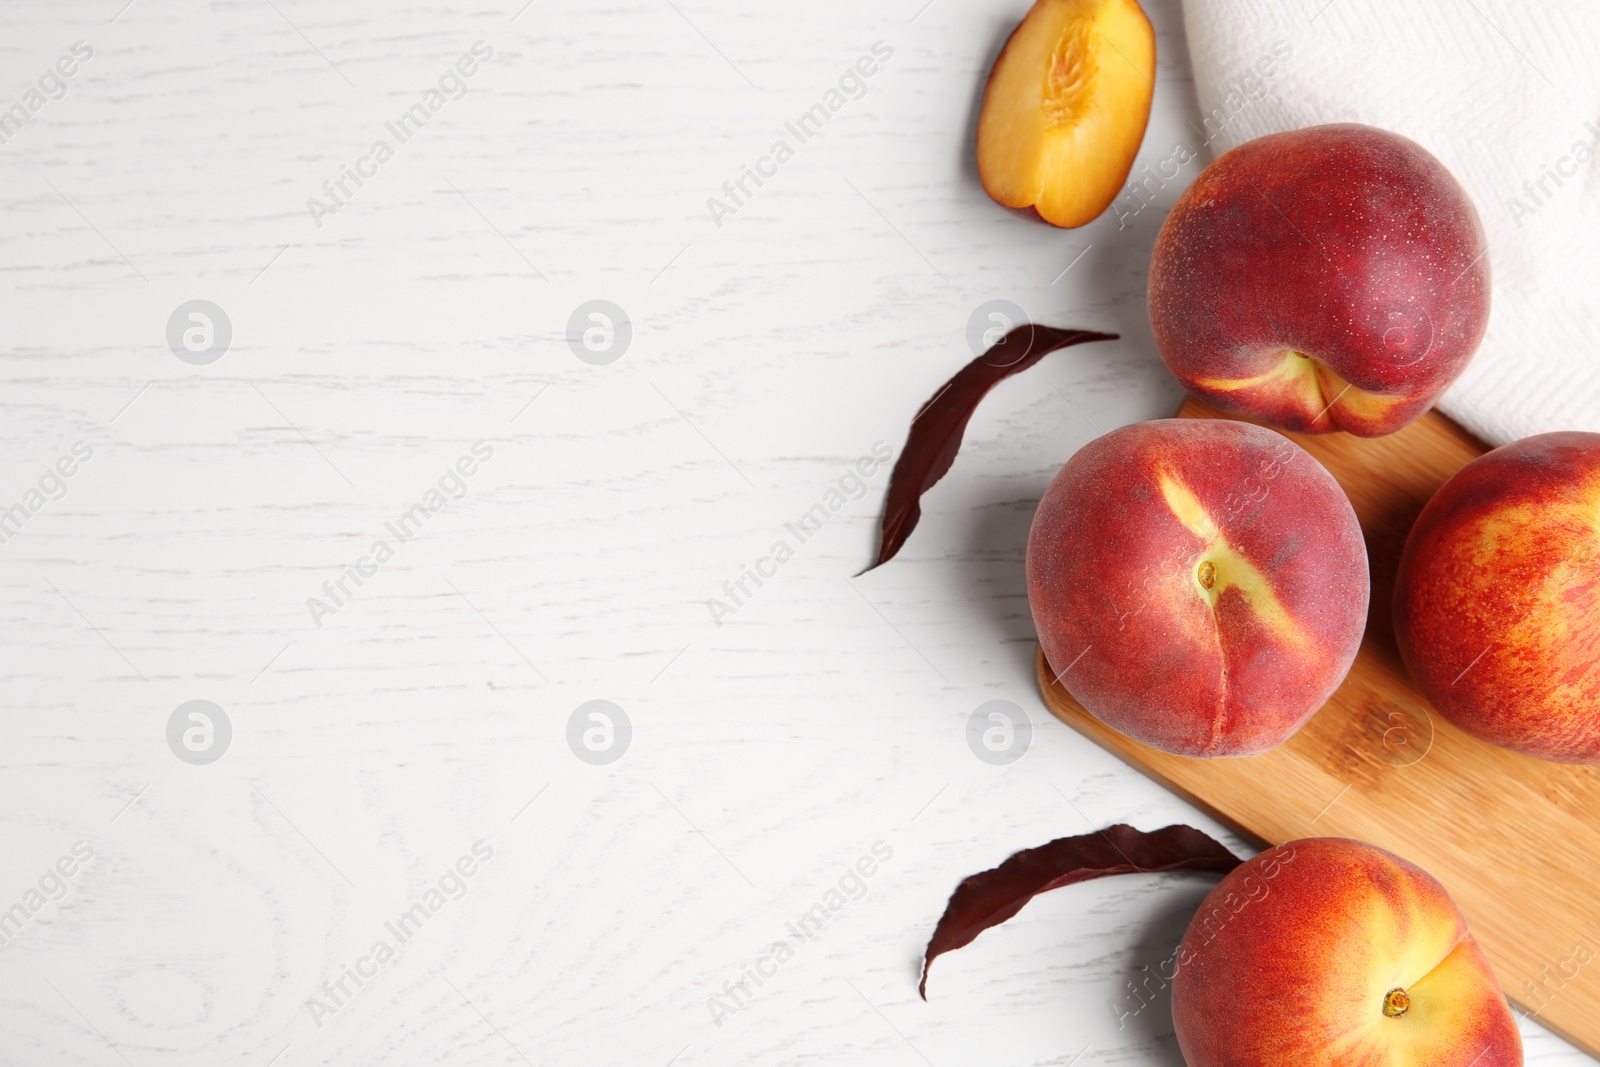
[1039,396,1600,1057]
[0,2,1241,1065]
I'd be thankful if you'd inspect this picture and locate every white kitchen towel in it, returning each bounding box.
[1180,0,1600,446]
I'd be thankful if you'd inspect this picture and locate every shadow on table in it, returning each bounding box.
[1109,886,1211,1067]
[956,17,1019,191]
[943,478,1053,677]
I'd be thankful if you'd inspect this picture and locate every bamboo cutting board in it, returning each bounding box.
[1037,397,1600,1057]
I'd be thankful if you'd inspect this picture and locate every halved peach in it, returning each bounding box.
[976,0,1156,228]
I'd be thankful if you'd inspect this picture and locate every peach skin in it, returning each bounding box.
[1394,431,1600,763]
[1149,124,1489,436]
[1173,839,1522,1067]
[976,0,1155,228]
[1027,419,1367,757]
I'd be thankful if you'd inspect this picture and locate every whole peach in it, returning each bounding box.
[1394,431,1600,762]
[1173,838,1522,1067]
[1027,419,1367,756]
[1149,124,1489,437]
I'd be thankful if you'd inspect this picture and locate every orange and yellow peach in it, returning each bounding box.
[1394,431,1600,762]
[1173,838,1522,1067]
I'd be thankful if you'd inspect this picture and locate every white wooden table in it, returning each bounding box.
[0,0,1586,1063]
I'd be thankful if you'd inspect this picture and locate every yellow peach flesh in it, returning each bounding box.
[1156,469,1308,648]
[1193,350,1410,431]
[977,0,1156,227]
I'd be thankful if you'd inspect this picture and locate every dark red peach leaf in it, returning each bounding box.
[862,324,1117,573]
[919,823,1242,999]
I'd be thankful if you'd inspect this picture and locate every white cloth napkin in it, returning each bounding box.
[1180,0,1600,446]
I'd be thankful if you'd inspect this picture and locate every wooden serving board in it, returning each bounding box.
[1037,397,1600,1057]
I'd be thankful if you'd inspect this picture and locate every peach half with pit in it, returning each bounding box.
[977,0,1156,228]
